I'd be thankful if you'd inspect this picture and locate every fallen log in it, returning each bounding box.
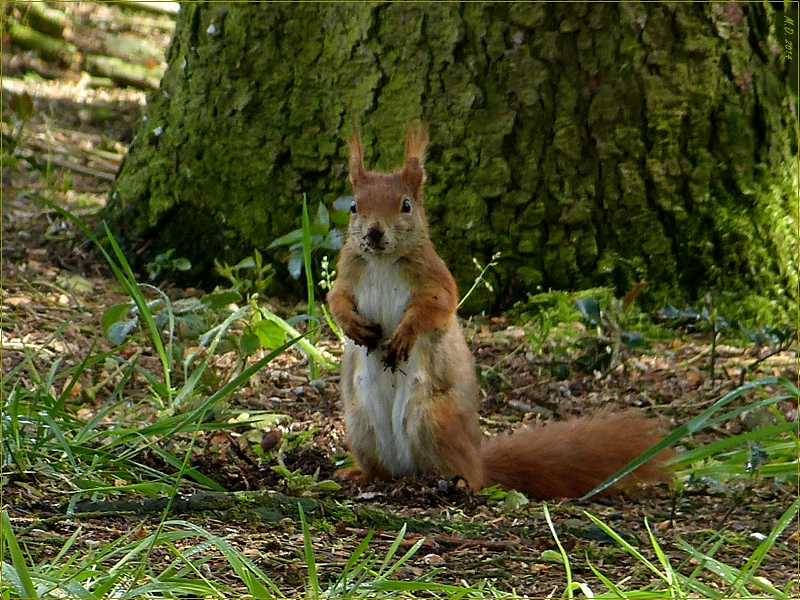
[83,54,163,91]
[73,489,434,532]
[8,22,77,65]
[24,1,68,39]
[112,0,180,16]
[102,32,165,63]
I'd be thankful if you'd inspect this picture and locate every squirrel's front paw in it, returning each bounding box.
[346,319,383,352]
[382,329,413,371]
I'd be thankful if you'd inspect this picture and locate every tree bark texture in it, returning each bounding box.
[106,2,798,317]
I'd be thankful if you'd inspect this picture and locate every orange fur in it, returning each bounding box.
[481,412,672,499]
[328,126,672,499]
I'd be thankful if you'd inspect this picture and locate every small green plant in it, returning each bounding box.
[270,194,349,378]
[458,252,501,310]
[146,248,192,281]
[271,453,341,495]
[518,290,584,357]
[214,248,274,297]
[477,484,530,509]
[267,195,349,279]
[248,297,335,371]
[573,282,648,372]
[318,254,345,343]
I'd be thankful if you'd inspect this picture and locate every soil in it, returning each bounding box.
[2,3,798,597]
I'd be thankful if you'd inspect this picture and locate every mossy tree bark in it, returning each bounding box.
[106,2,798,318]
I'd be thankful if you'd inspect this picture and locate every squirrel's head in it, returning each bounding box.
[347,125,429,257]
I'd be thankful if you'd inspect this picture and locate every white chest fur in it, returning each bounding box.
[352,258,411,335]
[348,258,421,476]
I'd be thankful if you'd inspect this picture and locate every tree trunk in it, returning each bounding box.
[106,2,798,318]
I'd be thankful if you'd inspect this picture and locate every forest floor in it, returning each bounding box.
[2,3,798,597]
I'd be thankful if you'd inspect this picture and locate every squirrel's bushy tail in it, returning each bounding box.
[480,412,671,500]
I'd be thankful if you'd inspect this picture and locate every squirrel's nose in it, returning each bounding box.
[366,226,384,244]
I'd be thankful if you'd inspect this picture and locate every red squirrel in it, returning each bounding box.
[327,126,670,499]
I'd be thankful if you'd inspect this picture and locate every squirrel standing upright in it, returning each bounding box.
[327,126,669,499]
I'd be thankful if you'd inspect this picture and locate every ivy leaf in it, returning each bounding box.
[201,290,242,310]
[333,195,353,212]
[172,258,192,271]
[288,252,303,279]
[102,303,133,340]
[240,331,261,356]
[268,229,304,249]
[321,229,344,251]
[314,202,330,228]
[575,297,601,326]
[9,92,34,121]
[107,318,138,345]
[253,319,285,350]
[503,489,530,509]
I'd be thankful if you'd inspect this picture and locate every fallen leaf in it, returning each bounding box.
[58,274,93,293]
[4,296,32,307]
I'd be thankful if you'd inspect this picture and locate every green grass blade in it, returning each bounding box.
[74,360,139,444]
[37,411,77,469]
[161,521,281,598]
[702,393,797,430]
[56,340,98,406]
[681,537,726,598]
[148,445,226,491]
[1,510,38,599]
[162,541,226,597]
[586,559,628,598]
[43,356,63,397]
[543,503,575,599]
[298,505,321,599]
[39,199,175,403]
[376,523,407,577]
[258,310,334,369]
[643,519,680,597]
[584,511,668,584]
[331,530,375,595]
[172,306,249,408]
[103,224,173,398]
[670,421,798,467]
[301,193,319,381]
[376,526,428,582]
[725,496,799,597]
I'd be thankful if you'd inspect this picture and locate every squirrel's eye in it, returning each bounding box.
[350,200,357,213]
[401,198,412,213]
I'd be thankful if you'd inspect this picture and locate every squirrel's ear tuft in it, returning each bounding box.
[403,123,428,192]
[349,129,366,186]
